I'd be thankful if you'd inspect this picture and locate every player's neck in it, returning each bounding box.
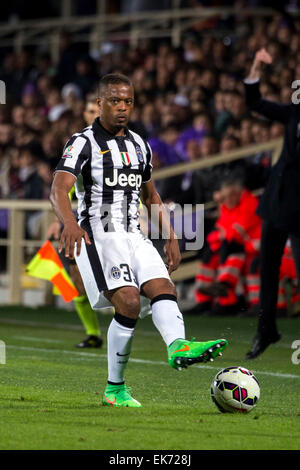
[100,119,126,137]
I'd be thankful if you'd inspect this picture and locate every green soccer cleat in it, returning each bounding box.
[168,338,228,370]
[102,384,142,408]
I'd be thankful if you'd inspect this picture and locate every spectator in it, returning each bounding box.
[11,106,26,127]
[240,117,254,146]
[83,98,99,126]
[73,56,97,97]
[225,90,249,126]
[193,137,221,205]
[46,88,68,122]
[176,113,213,161]
[17,143,44,200]
[214,91,232,138]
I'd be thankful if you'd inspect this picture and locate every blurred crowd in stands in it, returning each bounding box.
[1,12,296,205]
[0,8,299,315]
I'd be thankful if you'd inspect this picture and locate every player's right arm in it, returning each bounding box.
[50,172,91,258]
[244,47,291,123]
[47,186,76,240]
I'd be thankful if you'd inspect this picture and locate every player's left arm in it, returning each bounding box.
[141,179,181,274]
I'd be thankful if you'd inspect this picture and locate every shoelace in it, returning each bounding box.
[113,386,132,399]
[123,386,132,399]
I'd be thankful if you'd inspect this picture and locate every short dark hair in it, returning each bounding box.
[98,73,133,96]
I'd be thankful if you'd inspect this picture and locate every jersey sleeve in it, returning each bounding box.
[55,135,91,178]
[142,141,153,183]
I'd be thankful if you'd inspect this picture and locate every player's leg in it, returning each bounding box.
[69,261,102,348]
[141,278,184,343]
[75,232,143,407]
[141,278,228,370]
[102,286,142,407]
[245,220,287,359]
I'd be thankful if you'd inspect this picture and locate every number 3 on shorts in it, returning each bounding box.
[120,263,134,283]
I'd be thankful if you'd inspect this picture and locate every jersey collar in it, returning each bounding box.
[92,117,130,139]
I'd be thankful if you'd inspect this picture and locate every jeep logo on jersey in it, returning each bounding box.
[105,169,142,191]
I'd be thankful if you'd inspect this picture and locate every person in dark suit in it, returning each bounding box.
[244,48,300,359]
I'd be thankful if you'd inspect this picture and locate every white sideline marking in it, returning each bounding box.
[0,318,83,331]
[0,318,157,336]
[12,336,63,344]
[0,318,294,346]
[6,344,300,380]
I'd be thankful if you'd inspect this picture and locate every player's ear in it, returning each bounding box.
[96,97,101,111]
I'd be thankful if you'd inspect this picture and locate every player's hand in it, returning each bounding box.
[164,238,181,274]
[47,220,61,240]
[58,221,91,259]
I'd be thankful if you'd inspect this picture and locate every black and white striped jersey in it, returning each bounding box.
[55,118,152,233]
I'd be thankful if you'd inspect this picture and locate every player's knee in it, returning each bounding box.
[160,279,177,297]
[142,278,178,300]
[118,291,140,318]
[122,297,140,317]
[168,283,177,297]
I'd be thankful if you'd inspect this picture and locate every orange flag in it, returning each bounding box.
[26,241,79,302]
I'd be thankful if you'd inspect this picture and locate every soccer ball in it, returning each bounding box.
[210,366,260,413]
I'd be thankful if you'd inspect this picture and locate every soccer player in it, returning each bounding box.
[48,98,103,348]
[50,74,228,408]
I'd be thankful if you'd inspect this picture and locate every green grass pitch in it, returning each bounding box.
[0,305,299,450]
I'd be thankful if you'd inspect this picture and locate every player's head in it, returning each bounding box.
[97,74,134,131]
[84,97,99,126]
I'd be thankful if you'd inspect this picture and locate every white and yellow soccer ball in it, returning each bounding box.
[211,366,260,413]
